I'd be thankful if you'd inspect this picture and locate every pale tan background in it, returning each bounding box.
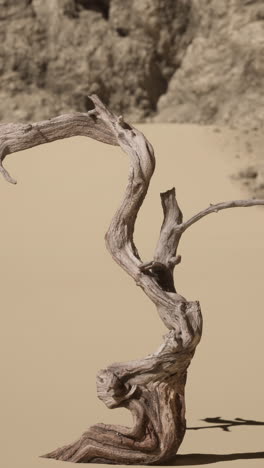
[0,125,263,468]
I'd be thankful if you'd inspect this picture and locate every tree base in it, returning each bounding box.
[42,377,186,464]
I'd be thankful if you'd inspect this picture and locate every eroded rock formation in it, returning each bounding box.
[0,0,190,122]
[1,0,263,129]
[156,0,264,128]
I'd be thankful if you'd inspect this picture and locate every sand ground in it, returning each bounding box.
[0,125,263,468]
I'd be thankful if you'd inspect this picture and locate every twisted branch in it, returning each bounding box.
[1,95,263,464]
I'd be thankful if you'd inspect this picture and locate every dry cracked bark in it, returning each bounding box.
[1,95,263,464]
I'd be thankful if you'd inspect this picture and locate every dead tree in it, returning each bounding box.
[1,96,263,464]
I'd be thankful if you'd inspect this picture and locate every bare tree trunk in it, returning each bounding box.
[1,95,263,464]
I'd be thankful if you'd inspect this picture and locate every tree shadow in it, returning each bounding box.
[163,417,264,465]
[187,416,264,432]
[168,451,264,465]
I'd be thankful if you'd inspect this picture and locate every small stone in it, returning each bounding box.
[238,166,258,179]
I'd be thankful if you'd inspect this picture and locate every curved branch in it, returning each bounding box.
[8,96,263,464]
[0,107,118,184]
[2,95,262,464]
[180,199,264,232]
[31,97,202,464]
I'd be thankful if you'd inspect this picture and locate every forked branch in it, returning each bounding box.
[1,95,263,464]
[180,199,264,232]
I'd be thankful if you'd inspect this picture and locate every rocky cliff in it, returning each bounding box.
[1,0,263,129]
[156,0,264,128]
[0,0,191,122]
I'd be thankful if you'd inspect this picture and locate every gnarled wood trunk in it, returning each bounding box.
[44,317,201,464]
[40,97,203,464]
[1,95,263,464]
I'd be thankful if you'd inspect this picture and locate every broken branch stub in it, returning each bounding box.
[1,95,263,464]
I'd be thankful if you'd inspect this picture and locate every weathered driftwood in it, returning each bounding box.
[1,95,263,464]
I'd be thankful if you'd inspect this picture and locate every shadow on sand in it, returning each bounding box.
[187,416,264,433]
[165,417,264,465]
[168,451,264,465]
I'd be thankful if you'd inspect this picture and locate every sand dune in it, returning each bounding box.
[0,125,263,468]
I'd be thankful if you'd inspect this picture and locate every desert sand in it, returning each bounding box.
[0,125,263,468]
